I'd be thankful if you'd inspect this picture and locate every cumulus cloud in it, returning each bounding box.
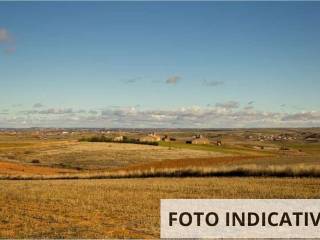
[203,80,224,87]
[33,103,44,108]
[215,101,240,109]
[22,108,75,115]
[166,75,181,85]
[2,104,320,128]
[282,111,320,121]
[40,108,73,114]
[96,106,285,128]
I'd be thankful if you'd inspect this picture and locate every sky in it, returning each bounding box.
[0,2,320,128]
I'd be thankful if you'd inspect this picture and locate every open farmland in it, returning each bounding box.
[1,177,320,238]
[0,140,231,172]
[0,128,319,238]
[0,128,319,178]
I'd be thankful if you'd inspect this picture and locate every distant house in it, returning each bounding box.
[113,136,124,142]
[139,132,161,143]
[192,137,210,145]
[186,135,210,145]
[162,135,172,142]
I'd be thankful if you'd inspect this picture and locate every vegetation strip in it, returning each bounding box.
[1,165,320,180]
[79,135,159,146]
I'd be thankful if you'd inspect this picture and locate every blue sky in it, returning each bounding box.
[0,2,320,128]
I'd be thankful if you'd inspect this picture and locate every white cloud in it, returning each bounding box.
[22,108,75,115]
[3,105,320,128]
[282,111,320,121]
[243,106,254,111]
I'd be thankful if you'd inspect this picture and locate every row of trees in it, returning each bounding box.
[79,135,159,146]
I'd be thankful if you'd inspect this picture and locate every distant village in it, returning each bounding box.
[0,128,319,145]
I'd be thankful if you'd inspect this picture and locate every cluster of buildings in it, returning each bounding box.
[186,135,209,144]
[186,135,222,146]
[139,132,161,143]
[247,134,297,142]
[109,132,221,145]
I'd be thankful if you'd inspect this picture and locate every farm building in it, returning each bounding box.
[162,135,175,142]
[139,132,161,143]
[186,135,210,145]
[113,136,124,142]
[162,135,170,142]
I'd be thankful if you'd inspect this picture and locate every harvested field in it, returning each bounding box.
[117,155,320,171]
[114,156,266,172]
[0,129,319,238]
[1,177,320,238]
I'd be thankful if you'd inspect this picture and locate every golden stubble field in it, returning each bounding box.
[0,130,320,238]
[1,177,320,238]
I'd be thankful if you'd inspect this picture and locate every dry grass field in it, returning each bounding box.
[1,128,319,178]
[0,128,319,238]
[0,139,230,171]
[1,177,320,238]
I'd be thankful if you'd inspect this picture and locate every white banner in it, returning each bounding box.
[161,199,320,238]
